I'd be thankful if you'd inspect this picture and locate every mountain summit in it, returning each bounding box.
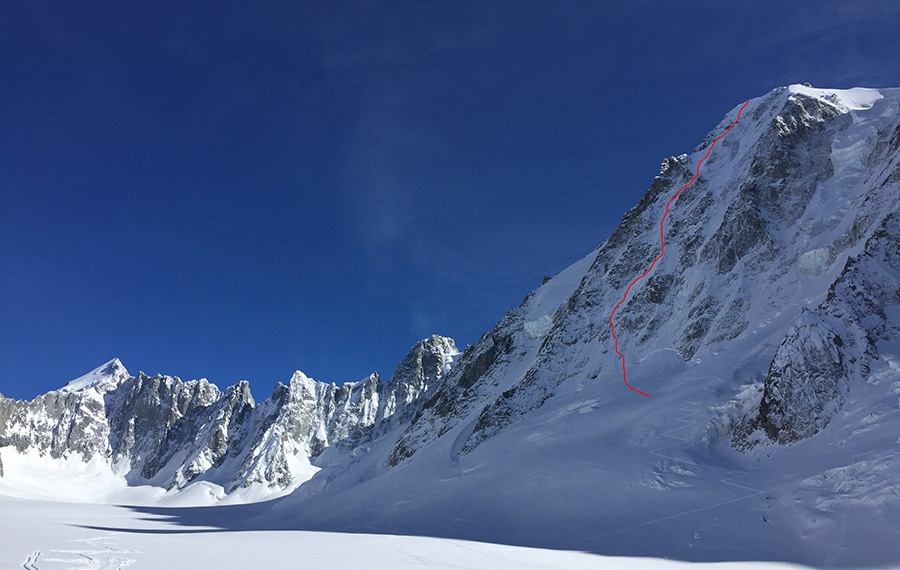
[59,358,130,394]
[2,85,899,566]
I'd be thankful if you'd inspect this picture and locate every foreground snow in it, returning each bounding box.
[0,495,811,570]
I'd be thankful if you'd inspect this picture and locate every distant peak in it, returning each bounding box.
[421,335,460,355]
[59,358,131,393]
[102,357,126,374]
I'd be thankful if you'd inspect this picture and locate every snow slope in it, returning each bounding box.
[788,85,884,111]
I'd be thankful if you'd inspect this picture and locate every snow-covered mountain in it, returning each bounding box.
[386,83,900,469]
[2,84,899,566]
[0,336,458,500]
[240,85,897,567]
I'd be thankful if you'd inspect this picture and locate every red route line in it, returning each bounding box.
[609,100,750,398]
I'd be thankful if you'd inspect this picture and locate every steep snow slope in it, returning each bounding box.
[378,85,900,464]
[59,358,131,393]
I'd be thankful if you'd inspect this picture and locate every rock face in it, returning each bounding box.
[734,210,900,448]
[0,336,458,493]
[0,359,127,461]
[2,85,899,502]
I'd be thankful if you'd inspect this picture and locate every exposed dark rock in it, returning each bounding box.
[734,211,900,450]
[701,196,770,275]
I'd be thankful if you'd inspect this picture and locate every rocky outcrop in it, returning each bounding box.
[371,335,458,439]
[389,326,515,466]
[0,359,127,460]
[734,210,900,448]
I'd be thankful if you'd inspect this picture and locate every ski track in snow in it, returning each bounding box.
[22,551,40,570]
[642,375,764,531]
[573,375,764,545]
[22,536,136,570]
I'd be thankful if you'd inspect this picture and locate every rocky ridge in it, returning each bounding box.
[0,336,457,494]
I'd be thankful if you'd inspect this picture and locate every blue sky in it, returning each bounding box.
[2,1,899,400]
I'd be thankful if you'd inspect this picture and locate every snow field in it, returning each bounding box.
[0,495,814,570]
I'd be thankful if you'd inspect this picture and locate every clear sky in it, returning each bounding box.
[2,1,899,400]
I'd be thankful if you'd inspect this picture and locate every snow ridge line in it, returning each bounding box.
[609,100,751,397]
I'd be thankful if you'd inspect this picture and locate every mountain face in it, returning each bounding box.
[1,84,899,565]
[385,84,900,465]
